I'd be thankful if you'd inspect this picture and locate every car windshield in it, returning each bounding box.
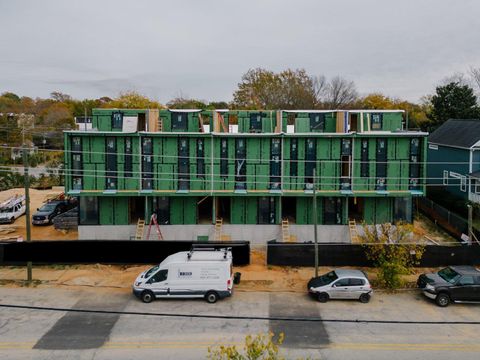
[39,204,56,212]
[0,207,13,213]
[312,271,339,286]
[438,267,461,284]
[145,265,160,278]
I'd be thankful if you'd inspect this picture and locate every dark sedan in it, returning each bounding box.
[417,266,480,307]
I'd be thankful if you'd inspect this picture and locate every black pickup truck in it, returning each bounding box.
[417,266,480,307]
[32,200,77,225]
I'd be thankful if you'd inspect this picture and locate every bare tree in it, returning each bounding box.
[311,75,328,108]
[324,76,358,109]
[469,66,480,93]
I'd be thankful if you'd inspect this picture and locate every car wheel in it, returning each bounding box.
[317,292,329,303]
[141,290,155,303]
[359,293,371,303]
[205,291,219,304]
[9,217,14,224]
[435,293,450,307]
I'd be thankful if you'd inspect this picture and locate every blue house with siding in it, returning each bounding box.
[427,119,480,204]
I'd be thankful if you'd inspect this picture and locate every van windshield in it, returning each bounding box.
[145,265,159,278]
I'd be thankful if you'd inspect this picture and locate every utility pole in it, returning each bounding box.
[22,144,32,282]
[467,204,473,246]
[313,168,319,277]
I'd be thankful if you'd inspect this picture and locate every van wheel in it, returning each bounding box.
[317,292,329,303]
[141,290,154,303]
[205,291,219,304]
[9,217,14,224]
[359,293,371,303]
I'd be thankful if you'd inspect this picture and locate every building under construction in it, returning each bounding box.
[63,108,428,242]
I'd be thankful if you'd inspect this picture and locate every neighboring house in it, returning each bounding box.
[427,119,480,204]
[63,108,427,241]
[74,116,93,131]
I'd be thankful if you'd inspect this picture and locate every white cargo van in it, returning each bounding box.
[133,248,235,304]
[0,195,26,224]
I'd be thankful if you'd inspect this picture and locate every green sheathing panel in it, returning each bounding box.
[363,197,393,224]
[230,197,258,224]
[170,197,197,224]
[99,197,129,225]
[92,109,147,132]
[381,112,403,131]
[295,197,323,224]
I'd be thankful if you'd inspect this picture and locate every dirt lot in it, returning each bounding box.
[0,187,78,241]
[0,249,429,293]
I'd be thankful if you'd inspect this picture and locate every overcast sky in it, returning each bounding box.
[1,0,479,103]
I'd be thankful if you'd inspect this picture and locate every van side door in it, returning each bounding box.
[146,269,169,297]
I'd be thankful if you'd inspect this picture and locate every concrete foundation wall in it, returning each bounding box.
[79,224,351,244]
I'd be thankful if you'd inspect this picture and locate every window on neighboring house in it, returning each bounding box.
[112,111,123,129]
[460,176,467,192]
[475,179,480,194]
[371,113,383,130]
[125,138,132,178]
[443,170,448,185]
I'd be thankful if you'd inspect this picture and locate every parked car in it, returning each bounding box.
[417,266,480,307]
[0,195,26,224]
[32,200,76,225]
[307,269,372,303]
[133,248,235,304]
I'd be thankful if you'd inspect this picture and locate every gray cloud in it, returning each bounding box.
[1,0,479,103]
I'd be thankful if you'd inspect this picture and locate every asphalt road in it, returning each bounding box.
[0,287,479,359]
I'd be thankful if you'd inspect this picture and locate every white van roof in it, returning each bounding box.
[160,249,232,266]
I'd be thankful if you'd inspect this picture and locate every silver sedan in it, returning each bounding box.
[308,269,373,303]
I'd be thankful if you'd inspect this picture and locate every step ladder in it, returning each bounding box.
[349,219,360,243]
[134,219,145,240]
[214,218,223,241]
[145,214,164,240]
[281,219,290,242]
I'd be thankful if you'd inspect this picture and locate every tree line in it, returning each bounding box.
[1,66,480,150]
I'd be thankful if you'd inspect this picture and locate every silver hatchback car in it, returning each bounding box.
[308,269,372,303]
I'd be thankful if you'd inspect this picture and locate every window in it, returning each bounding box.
[309,113,325,132]
[290,138,298,177]
[125,138,132,178]
[324,197,343,225]
[460,176,466,192]
[334,278,350,287]
[197,139,205,178]
[305,138,316,187]
[361,139,369,178]
[376,139,387,190]
[270,138,281,190]
[220,138,228,178]
[154,197,170,225]
[475,179,480,194]
[258,197,276,224]
[79,197,98,225]
[349,278,365,286]
[105,137,117,189]
[249,113,263,132]
[111,111,123,129]
[149,269,168,283]
[171,112,187,131]
[458,276,474,286]
[371,113,383,130]
[178,138,189,190]
[235,138,246,190]
[142,137,153,190]
[443,170,448,185]
[410,138,421,190]
[71,136,82,190]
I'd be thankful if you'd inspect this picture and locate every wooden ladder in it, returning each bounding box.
[214,218,223,241]
[281,219,291,242]
[349,219,360,243]
[135,219,146,240]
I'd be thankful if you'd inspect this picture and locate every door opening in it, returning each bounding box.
[281,197,296,223]
[348,197,364,222]
[129,197,145,224]
[197,196,213,224]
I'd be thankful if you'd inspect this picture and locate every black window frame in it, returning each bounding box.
[111,111,123,130]
[220,138,228,178]
[171,112,188,131]
[71,136,82,190]
[409,137,421,190]
[142,137,153,190]
[196,138,205,178]
[290,138,298,178]
[105,137,117,190]
[309,113,326,132]
[270,138,281,190]
[370,113,383,130]
[376,138,387,190]
[178,137,190,191]
[235,138,247,190]
[249,113,263,133]
[305,138,316,186]
[124,137,133,178]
